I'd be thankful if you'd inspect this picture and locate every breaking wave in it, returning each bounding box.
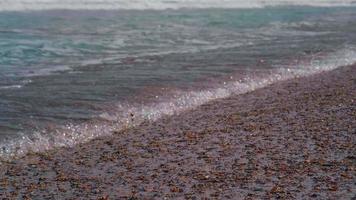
[0,0,355,11]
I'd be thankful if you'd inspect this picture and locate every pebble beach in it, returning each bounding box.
[0,64,355,199]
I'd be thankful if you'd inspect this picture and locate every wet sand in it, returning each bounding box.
[0,65,355,199]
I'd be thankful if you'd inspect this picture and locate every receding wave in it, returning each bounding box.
[0,0,355,11]
[0,47,355,161]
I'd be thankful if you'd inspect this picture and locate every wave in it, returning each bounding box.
[0,47,355,161]
[0,0,355,11]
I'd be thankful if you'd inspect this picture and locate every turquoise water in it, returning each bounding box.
[0,5,356,158]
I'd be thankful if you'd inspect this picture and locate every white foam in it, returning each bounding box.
[0,85,23,90]
[23,65,72,77]
[0,80,32,90]
[0,47,355,161]
[0,0,355,11]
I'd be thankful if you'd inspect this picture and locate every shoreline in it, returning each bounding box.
[0,64,355,199]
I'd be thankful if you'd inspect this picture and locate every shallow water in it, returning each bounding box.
[0,2,356,159]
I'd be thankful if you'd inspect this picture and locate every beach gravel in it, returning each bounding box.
[0,65,355,199]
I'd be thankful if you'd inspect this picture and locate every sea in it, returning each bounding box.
[0,0,356,160]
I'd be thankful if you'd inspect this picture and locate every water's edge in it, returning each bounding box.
[1,47,355,162]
